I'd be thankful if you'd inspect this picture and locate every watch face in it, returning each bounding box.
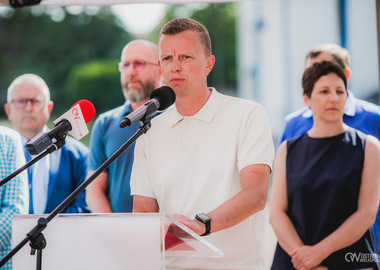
[197,213,211,222]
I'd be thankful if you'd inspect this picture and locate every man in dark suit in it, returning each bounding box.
[4,73,89,214]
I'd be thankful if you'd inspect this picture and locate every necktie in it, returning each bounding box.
[24,146,34,177]
[24,145,34,213]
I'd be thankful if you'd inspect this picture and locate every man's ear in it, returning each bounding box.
[205,55,215,76]
[344,68,351,82]
[47,101,54,114]
[4,104,10,119]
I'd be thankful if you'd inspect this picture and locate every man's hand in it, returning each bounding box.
[172,214,205,236]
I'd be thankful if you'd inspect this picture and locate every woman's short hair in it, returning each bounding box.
[302,61,347,98]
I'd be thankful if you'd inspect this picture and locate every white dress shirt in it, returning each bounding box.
[22,126,50,214]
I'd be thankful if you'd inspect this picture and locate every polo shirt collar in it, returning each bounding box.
[167,87,220,127]
[302,89,356,118]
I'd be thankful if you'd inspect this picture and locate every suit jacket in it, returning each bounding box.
[29,136,90,214]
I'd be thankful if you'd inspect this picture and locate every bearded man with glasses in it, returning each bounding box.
[4,73,90,215]
[86,40,162,213]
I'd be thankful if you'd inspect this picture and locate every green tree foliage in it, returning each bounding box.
[66,59,124,114]
[153,3,237,93]
[0,3,238,120]
[0,6,132,116]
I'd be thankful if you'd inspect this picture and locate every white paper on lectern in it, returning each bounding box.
[53,103,88,140]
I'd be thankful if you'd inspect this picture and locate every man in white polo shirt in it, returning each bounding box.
[131,18,275,269]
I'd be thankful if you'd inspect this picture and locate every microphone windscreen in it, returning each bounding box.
[71,100,96,123]
[150,86,176,110]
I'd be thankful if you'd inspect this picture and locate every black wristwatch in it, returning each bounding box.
[195,213,211,236]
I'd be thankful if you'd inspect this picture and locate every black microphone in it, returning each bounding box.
[120,86,176,128]
[26,100,96,155]
[26,120,71,155]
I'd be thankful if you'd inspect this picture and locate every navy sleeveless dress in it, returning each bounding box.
[271,128,379,269]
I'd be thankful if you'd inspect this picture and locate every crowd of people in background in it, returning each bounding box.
[0,17,379,270]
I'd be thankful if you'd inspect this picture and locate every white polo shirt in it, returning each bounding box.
[131,88,274,269]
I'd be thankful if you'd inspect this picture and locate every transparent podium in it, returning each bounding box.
[12,213,223,270]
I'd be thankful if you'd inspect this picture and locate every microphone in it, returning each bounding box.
[26,100,96,155]
[119,86,176,128]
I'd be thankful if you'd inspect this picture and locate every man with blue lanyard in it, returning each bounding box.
[86,40,162,213]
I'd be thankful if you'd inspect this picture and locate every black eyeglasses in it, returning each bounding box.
[118,60,158,72]
[10,98,44,110]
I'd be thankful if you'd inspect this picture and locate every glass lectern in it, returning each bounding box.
[12,213,223,270]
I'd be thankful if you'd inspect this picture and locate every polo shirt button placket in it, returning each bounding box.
[182,118,193,149]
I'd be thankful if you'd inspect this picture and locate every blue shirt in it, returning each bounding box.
[280,91,380,143]
[0,126,29,270]
[88,102,141,213]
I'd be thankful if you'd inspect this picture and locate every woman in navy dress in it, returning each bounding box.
[270,61,380,270]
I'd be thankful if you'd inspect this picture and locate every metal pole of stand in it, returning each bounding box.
[28,218,47,270]
[36,249,42,270]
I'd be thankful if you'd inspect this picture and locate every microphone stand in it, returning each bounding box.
[0,137,66,188]
[0,118,153,270]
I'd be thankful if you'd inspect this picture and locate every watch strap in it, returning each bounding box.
[195,213,211,236]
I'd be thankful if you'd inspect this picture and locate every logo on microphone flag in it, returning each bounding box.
[53,103,89,140]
